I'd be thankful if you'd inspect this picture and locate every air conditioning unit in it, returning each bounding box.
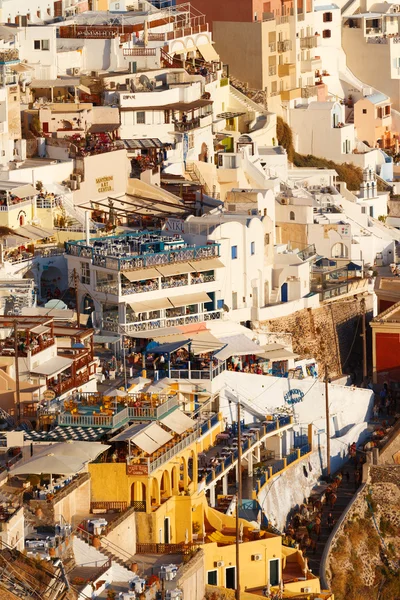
[214,561,224,568]
[281,198,289,205]
[252,554,262,561]
[72,67,80,76]
[301,588,312,593]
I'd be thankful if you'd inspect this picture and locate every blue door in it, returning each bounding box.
[281,283,288,302]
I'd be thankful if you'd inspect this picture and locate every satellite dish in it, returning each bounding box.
[139,74,151,89]
[223,304,230,312]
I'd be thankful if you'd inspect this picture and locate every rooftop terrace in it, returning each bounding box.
[65,230,219,271]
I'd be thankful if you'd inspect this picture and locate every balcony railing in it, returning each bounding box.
[277,40,291,52]
[0,198,32,212]
[123,47,157,56]
[104,309,222,334]
[300,36,318,49]
[269,42,276,52]
[255,443,311,493]
[49,371,89,396]
[90,244,220,271]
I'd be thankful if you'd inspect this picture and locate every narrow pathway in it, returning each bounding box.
[307,460,359,576]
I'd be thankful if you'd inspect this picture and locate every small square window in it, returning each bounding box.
[231,245,238,259]
[136,111,145,124]
[250,241,255,255]
[322,30,331,38]
[34,40,40,50]
[363,109,367,114]
[41,39,50,51]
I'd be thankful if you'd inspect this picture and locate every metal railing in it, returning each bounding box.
[65,241,220,271]
[300,36,318,49]
[123,47,157,56]
[255,443,312,493]
[112,309,222,334]
[90,501,127,513]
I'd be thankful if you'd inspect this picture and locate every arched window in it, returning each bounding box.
[331,242,348,258]
[289,211,295,221]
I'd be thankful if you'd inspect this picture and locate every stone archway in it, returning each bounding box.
[171,465,179,494]
[151,477,160,507]
[131,481,146,511]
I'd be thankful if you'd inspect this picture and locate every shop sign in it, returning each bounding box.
[96,175,114,194]
[284,388,304,405]
[43,390,56,401]
[164,218,184,234]
[126,463,148,476]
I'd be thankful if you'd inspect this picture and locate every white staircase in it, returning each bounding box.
[229,84,268,115]
[269,287,280,304]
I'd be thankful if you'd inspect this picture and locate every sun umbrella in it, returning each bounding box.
[106,389,128,398]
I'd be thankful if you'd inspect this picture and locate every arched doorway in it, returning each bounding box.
[179,456,188,490]
[151,477,160,507]
[171,465,179,494]
[160,470,171,499]
[131,481,146,511]
[198,142,209,163]
[331,242,348,258]
[40,266,63,300]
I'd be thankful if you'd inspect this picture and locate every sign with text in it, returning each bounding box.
[126,463,148,476]
[284,388,304,405]
[164,218,184,234]
[96,175,114,194]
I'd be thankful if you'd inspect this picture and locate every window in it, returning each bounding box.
[217,299,224,309]
[231,245,238,259]
[188,133,194,149]
[207,571,218,586]
[323,12,332,22]
[250,241,255,255]
[289,211,295,221]
[81,262,90,285]
[363,109,367,114]
[265,233,270,245]
[34,39,50,51]
[136,111,146,124]
[322,30,331,38]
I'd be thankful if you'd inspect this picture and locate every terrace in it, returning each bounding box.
[58,390,179,429]
[65,230,220,272]
[0,316,55,358]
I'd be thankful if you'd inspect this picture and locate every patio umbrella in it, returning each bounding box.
[106,389,128,398]
[45,299,67,310]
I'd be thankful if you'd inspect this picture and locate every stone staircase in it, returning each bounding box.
[75,527,134,576]
[307,460,358,577]
[269,287,280,304]
[346,108,354,124]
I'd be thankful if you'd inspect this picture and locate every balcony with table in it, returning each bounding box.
[0,316,56,359]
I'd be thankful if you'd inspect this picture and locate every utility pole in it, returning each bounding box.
[325,364,331,479]
[14,321,21,425]
[73,269,80,327]
[361,297,367,384]
[235,401,241,600]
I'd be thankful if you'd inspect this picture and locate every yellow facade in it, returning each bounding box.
[88,412,223,543]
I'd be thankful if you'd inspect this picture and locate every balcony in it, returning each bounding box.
[300,36,319,49]
[49,370,89,396]
[0,198,32,212]
[278,63,295,77]
[280,87,302,101]
[59,393,178,429]
[269,66,277,76]
[174,113,213,132]
[103,309,222,334]
[301,57,322,74]
[123,47,157,57]
[277,40,291,53]
[269,42,276,52]
[65,233,220,272]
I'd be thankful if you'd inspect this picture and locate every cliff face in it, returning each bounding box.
[259,295,373,380]
[327,466,400,600]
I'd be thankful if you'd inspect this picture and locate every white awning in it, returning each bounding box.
[263,349,299,360]
[30,325,51,335]
[110,423,148,443]
[122,268,160,281]
[31,356,73,377]
[160,408,196,435]
[129,298,172,312]
[154,331,223,355]
[145,423,172,446]
[189,258,224,271]
[132,431,160,455]
[168,292,210,308]
[198,42,220,62]
[156,263,193,277]
[10,63,34,73]
[214,334,262,361]
[15,224,54,241]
